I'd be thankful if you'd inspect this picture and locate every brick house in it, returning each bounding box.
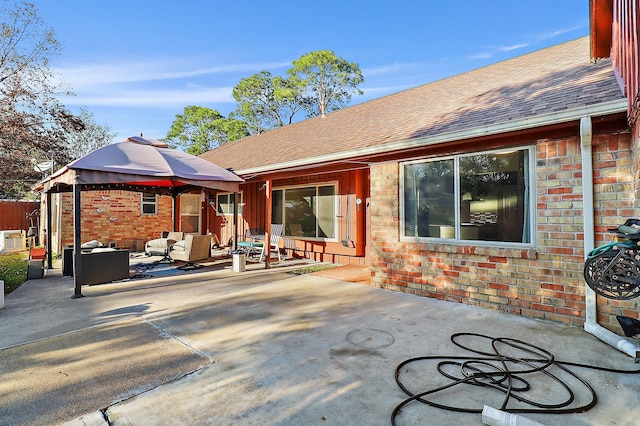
[201,33,640,337]
[41,3,639,347]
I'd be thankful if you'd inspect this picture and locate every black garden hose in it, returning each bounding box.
[392,333,640,425]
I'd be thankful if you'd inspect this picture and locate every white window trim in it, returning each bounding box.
[399,146,537,249]
[272,181,339,242]
[141,192,158,215]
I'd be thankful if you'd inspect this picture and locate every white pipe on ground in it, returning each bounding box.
[482,405,545,426]
[584,321,639,358]
[580,116,640,360]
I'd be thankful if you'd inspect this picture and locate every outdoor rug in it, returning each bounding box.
[0,317,212,425]
[129,260,222,279]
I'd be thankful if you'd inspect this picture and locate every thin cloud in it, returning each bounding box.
[361,84,414,98]
[54,59,291,88]
[62,87,236,107]
[363,62,425,77]
[53,57,293,109]
[498,43,528,52]
[467,21,588,60]
[468,52,493,60]
[532,22,587,42]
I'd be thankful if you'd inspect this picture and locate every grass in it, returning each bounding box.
[287,264,337,276]
[0,252,28,295]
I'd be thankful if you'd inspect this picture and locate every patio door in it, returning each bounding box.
[217,192,242,245]
[179,194,201,234]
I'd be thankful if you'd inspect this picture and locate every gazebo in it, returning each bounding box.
[41,136,243,298]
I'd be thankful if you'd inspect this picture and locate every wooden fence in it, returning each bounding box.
[0,200,40,231]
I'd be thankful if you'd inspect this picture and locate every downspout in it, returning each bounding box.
[580,116,639,359]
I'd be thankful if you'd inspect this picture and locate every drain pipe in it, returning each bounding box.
[580,116,639,359]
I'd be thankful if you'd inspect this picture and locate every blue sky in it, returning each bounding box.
[35,0,589,143]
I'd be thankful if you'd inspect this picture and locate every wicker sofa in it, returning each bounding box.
[169,234,212,263]
[79,248,130,285]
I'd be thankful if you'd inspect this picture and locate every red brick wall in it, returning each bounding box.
[370,130,639,331]
[60,190,173,251]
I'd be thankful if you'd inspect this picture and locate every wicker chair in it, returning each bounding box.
[169,234,212,266]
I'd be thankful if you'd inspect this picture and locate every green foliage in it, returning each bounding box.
[164,106,248,156]
[287,264,336,276]
[288,50,364,118]
[232,71,304,134]
[0,252,28,294]
[171,50,364,154]
[0,1,81,199]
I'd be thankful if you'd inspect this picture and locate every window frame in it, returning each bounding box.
[272,182,339,241]
[140,192,158,215]
[179,193,202,234]
[216,192,243,216]
[400,146,536,248]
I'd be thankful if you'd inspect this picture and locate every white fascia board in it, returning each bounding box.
[236,99,628,176]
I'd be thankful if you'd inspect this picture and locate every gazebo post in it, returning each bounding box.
[233,192,238,251]
[46,191,53,270]
[171,192,178,232]
[71,184,84,299]
[265,180,272,269]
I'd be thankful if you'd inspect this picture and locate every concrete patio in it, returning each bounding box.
[0,259,639,425]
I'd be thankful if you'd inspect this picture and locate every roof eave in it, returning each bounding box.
[235,98,628,176]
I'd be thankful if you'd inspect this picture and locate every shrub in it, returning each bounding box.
[287,264,336,275]
[0,252,28,295]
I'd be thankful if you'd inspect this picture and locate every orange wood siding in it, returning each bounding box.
[611,0,640,125]
[237,168,370,264]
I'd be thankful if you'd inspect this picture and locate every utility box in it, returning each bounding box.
[0,230,26,253]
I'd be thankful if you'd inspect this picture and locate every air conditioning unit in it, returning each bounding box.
[0,230,26,253]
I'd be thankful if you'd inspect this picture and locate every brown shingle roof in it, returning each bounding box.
[201,37,624,174]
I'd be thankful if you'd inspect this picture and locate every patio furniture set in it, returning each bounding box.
[235,224,284,262]
[59,226,287,287]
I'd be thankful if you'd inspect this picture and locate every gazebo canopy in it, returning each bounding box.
[44,136,243,195]
[39,136,243,299]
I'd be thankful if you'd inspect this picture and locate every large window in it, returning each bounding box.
[402,147,534,245]
[272,184,336,239]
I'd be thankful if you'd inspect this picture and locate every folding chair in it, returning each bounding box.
[259,224,284,262]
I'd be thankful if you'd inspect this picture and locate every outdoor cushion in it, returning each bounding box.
[81,240,102,249]
[170,234,212,262]
[90,247,116,253]
[145,231,184,256]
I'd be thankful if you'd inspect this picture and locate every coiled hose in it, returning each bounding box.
[392,333,640,425]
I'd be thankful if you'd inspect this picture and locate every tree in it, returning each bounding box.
[0,1,83,199]
[287,50,364,118]
[165,105,248,156]
[232,71,304,134]
[66,106,116,159]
